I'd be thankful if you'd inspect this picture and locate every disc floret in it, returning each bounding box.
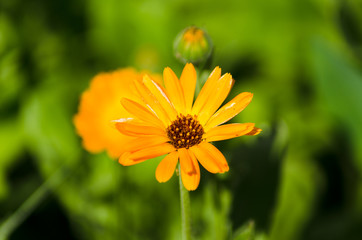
[166,114,204,149]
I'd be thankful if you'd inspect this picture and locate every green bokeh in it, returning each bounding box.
[0,0,361,239]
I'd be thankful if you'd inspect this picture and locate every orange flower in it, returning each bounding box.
[74,68,161,158]
[115,63,261,190]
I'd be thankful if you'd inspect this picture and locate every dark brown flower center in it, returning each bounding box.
[166,114,204,149]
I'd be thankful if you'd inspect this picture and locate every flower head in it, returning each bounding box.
[116,63,261,190]
[74,68,161,158]
[174,26,213,65]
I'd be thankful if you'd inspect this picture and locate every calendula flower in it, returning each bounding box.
[115,63,261,190]
[74,68,161,158]
[174,26,213,65]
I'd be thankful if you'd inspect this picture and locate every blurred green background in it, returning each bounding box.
[1,0,362,239]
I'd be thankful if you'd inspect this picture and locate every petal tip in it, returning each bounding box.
[155,176,166,183]
[143,74,152,81]
[184,184,198,191]
[118,152,130,165]
[120,97,128,105]
[186,62,194,68]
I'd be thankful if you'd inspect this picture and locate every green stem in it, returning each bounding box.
[0,167,67,240]
[179,164,192,240]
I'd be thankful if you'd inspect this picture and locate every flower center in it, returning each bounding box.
[166,114,204,149]
[183,27,205,44]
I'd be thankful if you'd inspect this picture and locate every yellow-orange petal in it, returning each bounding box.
[155,151,179,183]
[119,143,175,166]
[143,75,177,121]
[73,69,161,158]
[204,92,253,131]
[118,152,146,166]
[190,142,229,173]
[204,123,255,142]
[191,66,221,115]
[163,67,186,113]
[115,121,166,137]
[134,80,170,125]
[197,73,234,125]
[179,148,195,174]
[121,136,169,153]
[180,150,200,191]
[121,98,165,128]
[180,63,197,112]
[246,127,262,136]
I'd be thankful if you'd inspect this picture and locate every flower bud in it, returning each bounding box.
[173,26,213,66]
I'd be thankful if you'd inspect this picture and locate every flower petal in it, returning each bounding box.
[180,63,197,112]
[179,148,195,174]
[204,92,253,131]
[163,67,186,113]
[115,121,166,137]
[191,66,221,115]
[197,73,234,125]
[190,142,229,173]
[143,75,177,121]
[134,80,171,125]
[121,136,169,153]
[155,151,179,183]
[118,152,145,166]
[119,143,175,166]
[129,143,174,160]
[180,150,200,191]
[204,123,255,142]
[121,98,165,128]
[246,127,262,136]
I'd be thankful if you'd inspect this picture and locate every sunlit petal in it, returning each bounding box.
[190,142,229,173]
[121,98,165,128]
[115,121,166,137]
[191,66,221,114]
[121,136,169,153]
[179,148,195,174]
[163,67,186,113]
[180,150,200,191]
[156,151,179,183]
[205,123,255,141]
[73,69,162,158]
[205,92,253,131]
[197,73,234,125]
[246,127,262,136]
[180,63,197,112]
[143,75,178,121]
[118,152,147,166]
[134,80,171,125]
[119,143,174,166]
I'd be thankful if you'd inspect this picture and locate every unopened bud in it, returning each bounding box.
[173,26,213,66]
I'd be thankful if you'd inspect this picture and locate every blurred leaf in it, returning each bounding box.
[309,38,362,167]
[21,84,81,172]
[270,149,320,240]
[0,14,18,55]
[255,233,269,240]
[233,221,255,240]
[0,118,23,200]
[0,15,24,109]
[192,184,232,240]
[309,38,362,212]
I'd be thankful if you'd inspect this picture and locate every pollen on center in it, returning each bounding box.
[166,114,204,149]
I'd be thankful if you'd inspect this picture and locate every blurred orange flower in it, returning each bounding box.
[115,63,261,190]
[74,68,161,158]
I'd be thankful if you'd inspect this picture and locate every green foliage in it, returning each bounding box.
[233,221,255,240]
[270,150,320,240]
[0,119,23,200]
[0,0,361,239]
